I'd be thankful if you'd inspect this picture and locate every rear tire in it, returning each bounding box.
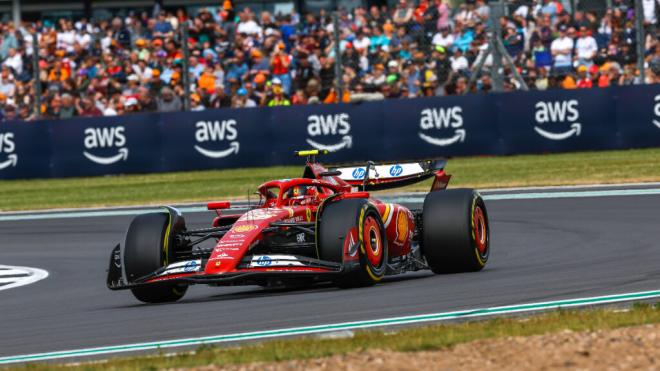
[422,189,490,273]
[123,212,188,303]
[318,199,388,287]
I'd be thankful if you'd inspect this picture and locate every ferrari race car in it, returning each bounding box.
[107,150,490,303]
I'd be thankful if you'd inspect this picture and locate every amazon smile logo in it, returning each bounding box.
[0,132,17,170]
[306,113,353,152]
[194,120,240,158]
[534,100,582,140]
[83,126,129,165]
[418,107,466,146]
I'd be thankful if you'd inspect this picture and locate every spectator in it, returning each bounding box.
[59,94,76,119]
[3,48,22,75]
[125,97,141,112]
[0,2,651,123]
[157,87,182,112]
[575,26,598,66]
[450,48,469,72]
[76,96,103,116]
[190,93,205,111]
[267,78,290,106]
[551,24,574,73]
[575,65,593,88]
[3,104,17,121]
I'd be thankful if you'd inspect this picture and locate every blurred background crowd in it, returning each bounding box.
[0,0,657,121]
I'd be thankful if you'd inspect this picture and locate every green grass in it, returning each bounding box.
[1,147,660,211]
[14,304,660,370]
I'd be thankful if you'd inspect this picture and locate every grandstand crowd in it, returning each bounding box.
[0,0,658,121]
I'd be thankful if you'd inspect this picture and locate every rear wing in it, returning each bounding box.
[330,159,451,191]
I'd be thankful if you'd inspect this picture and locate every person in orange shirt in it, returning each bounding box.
[197,66,216,94]
[323,85,350,103]
[560,73,577,89]
[48,60,70,81]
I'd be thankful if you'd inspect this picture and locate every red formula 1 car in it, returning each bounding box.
[107,150,490,303]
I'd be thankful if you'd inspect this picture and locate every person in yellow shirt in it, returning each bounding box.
[267,78,290,106]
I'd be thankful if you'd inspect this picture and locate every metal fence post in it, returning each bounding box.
[332,11,343,101]
[634,0,645,83]
[32,32,41,119]
[180,23,191,111]
[489,1,504,92]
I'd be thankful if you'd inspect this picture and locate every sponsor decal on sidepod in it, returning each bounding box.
[233,224,258,233]
[254,255,272,267]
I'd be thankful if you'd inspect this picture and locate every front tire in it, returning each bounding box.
[123,212,188,303]
[422,189,490,273]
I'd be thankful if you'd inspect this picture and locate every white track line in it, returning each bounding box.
[0,265,48,292]
[0,289,658,364]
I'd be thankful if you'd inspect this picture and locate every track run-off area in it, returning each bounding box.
[1,183,659,364]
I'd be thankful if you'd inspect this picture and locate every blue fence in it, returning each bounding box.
[0,84,659,179]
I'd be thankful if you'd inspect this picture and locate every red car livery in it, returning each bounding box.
[107,150,490,303]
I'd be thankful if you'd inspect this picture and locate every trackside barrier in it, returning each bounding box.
[0,85,658,180]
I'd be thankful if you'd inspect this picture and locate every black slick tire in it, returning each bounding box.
[422,189,490,273]
[123,212,188,303]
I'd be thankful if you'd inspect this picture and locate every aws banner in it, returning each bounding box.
[160,108,270,172]
[497,88,618,154]
[0,122,50,179]
[49,114,162,177]
[0,85,658,180]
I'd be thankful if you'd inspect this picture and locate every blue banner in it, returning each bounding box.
[49,113,163,177]
[0,85,658,180]
[497,88,619,154]
[382,94,503,159]
[160,108,271,172]
[0,122,50,179]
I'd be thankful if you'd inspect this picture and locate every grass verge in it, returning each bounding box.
[13,303,660,370]
[2,147,660,211]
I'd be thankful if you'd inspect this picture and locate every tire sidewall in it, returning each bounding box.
[357,203,388,281]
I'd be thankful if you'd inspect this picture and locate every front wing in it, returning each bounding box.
[107,244,344,290]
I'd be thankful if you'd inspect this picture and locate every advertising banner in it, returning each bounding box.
[160,108,271,172]
[1,85,658,180]
[269,102,385,165]
[0,122,50,179]
[49,113,162,177]
[382,94,503,159]
[497,88,617,154]
[615,85,660,149]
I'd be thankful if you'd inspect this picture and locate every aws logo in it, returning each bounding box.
[0,132,17,170]
[306,113,352,152]
[195,120,239,158]
[83,126,128,165]
[653,95,660,129]
[418,107,465,146]
[534,100,581,140]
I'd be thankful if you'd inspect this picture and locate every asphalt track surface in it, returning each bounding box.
[1,185,660,360]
